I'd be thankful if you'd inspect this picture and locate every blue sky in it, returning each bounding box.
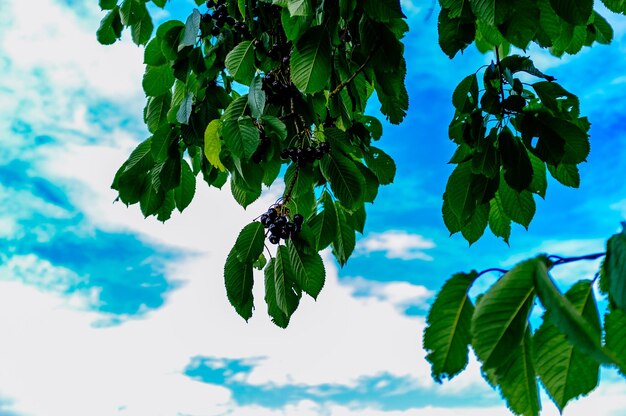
[0,0,625,415]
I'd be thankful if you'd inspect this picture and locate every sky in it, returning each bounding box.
[0,0,625,415]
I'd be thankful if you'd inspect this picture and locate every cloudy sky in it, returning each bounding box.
[0,0,625,415]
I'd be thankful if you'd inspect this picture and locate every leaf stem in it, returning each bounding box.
[329,48,376,99]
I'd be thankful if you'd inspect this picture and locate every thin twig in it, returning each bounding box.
[329,49,376,99]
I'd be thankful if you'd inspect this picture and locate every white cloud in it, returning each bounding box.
[357,230,435,261]
[343,277,433,311]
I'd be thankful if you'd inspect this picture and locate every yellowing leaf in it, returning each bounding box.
[204,119,226,172]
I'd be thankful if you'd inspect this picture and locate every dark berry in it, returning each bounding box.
[269,235,280,245]
[315,148,324,159]
[269,224,282,236]
[320,142,330,152]
[267,208,278,220]
[293,214,304,225]
[202,13,212,23]
[215,18,225,28]
[206,0,215,7]
[293,223,302,234]
[282,56,290,66]
[261,214,271,227]
[275,216,287,227]
[211,26,221,36]
[280,149,290,160]
[226,16,236,26]
[286,222,295,232]
[271,80,280,89]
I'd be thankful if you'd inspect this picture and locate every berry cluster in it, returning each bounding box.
[203,0,250,40]
[260,208,303,245]
[281,142,330,166]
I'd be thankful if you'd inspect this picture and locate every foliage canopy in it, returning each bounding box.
[96,0,626,414]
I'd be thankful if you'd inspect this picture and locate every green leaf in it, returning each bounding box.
[499,127,533,192]
[180,9,201,48]
[533,280,601,411]
[222,117,260,160]
[287,240,325,299]
[363,0,405,22]
[261,116,287,141]
[248,75,266,119]
[547,163,580,188]
[591,11,613,44]
[308,191,338,251]
[174,160,196,212]
[97,7,123,45]
[332,204,356,266]
[142,64,175,97]
[224,248,254,321]
[533,260,612,365]
[320,149,365,210]
[204,119,226,172]
[424,272,478,382]
[131,14,153,45]
[604,308,626,374]
[146,93,171,133]
[500,56,556,82]
[284,164,315,220]
[549,0,593,25]
[176,91,194,124]
[528,151,548,198]
[461,202,489,245]
[471,0,513,25]
[452,74,479,112]
[472,258,540,369]
[225,41,256,85]
[140,180,165,217]
[489,196,511,243]
[264,246,301,328]
[119,0,146,26]
[287,0,313,16]
[99,0,117,10]
[489,329,541,416]
[123,138,153,176]
[444,162,477,224]
[234,222,266,264]
[231,178,261,208]
[159,154,182,191]
[152,0,167,7]
[364,146,396,185]
[604,225,626,313]
[602,0,626,15]
[438,10,476,58]
[156,190,175,222]
[290,26,331,93]
[151,126,173,163]
[498,180,536,229]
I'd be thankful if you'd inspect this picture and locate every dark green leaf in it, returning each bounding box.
[549,0,593,25]
[264,246,301,328]
[498,180,536,229]
[222,117,260,160]
[142,64,175,97]
[363,0,405,22]
[332,204,356,266]
[225,41,256,85]
[224,248,254,321]
[248,75,266,119]
[234,222,266,264]
[174,160,196,212]
[99,0,117,10]
[472,258,539,369]
[320,149,364,210]
[499,127,533,192]
[452,74,479,112]
[131,14,153,45]
[364,146,396,185]
[287,240,325,299]
[140,180,165,217]
[291,26,331,93]
[604,308,626,374]
[604,225,626,313]
[424,272,478,382]
[308,191,338,251]
[97,7,123,45]
[547,163,580,188]
[489,196,511,243]
[119,0,146,26]
[461,202,489,245]
[534,280,601,411]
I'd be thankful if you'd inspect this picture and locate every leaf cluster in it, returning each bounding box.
[424,225,626,415]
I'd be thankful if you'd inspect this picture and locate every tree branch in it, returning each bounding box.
[329,50,376,99]
[475,252,606,279]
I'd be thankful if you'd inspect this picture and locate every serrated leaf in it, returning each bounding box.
[261,116,287,141]
[498,180,536,229]
[180,9,201,48]
[604,308,626,374]
[97,7,123,45]
[146,93,171,133]
[533,280,601,411]
[499,127,533,192]
[234,222,266,264]
[533,260,612,366]
[264,246,301,328]
[143,64,175,97]
[470,0,513,25]
[174,160,196,212]
[363,0,405,22]
[287,240,325,299]
[528,151,548,198]
[222,117,260,160]
[140,180,165,217]
[230,178,261,208]
[489,196,511,243]
[332,204,356,266]
[290,26,331,93]
[308,191,338,251]
[424,272,478,382]
[224,248,254,321]
[99,0,117,10]
[159,154,182,191]
[176,91,194,124]
[287,0,313,16]
[445,162,477,224]
[131,14,153,45]
[120,0,146,26]
[320,149,364,210]
[549,0,593,25]
[461,202,489,245]
[123,138,153,176]
[452,74,479,112]
[248,75,266,119]
[225,41,256,85]
[604,225,626,314]
[472,258,540,369]
[364,146,396,185]
[204,119,226,172]
[547,163,580,188]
